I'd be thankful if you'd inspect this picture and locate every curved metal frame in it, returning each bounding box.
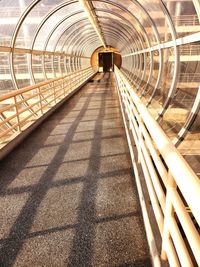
[173,89,200,147]
[156,0,180,121]
[96,0,157,94]
[9,0,41,89]
[51,19,94,76]
[2,0,199,153]
[29,0,79,83]
[95,6,153,91]
[42,10,85,79]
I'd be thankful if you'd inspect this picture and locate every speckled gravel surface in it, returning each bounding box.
[0,73,151,267]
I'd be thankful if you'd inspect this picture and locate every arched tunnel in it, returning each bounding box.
[0,1,200,266]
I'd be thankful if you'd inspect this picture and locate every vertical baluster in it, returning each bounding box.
[38,86,43,115]
[161,172,179,266]
[62,77,65,96]
[14,95,21,132]
[53,81,56,104]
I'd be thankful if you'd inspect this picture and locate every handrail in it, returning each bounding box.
[0,67,92,101]
[172,15,199,26]
[0,67,96,147]
[180,45,200,55]
[179,73,200,83]
[114,65,200,267]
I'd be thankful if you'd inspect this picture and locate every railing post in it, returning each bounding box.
[62,77,65,97]
[161,172,177,261]
[70,73,72,92]
[53,81,56,104]
[38,86,43,115]
[14,95,22,132]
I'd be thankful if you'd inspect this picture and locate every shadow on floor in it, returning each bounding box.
[0,73,151,267]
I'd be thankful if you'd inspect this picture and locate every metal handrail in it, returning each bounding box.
[114,65,200,267]
[0,67,96,146]
[180,45,200,55]
[179,73,200,83]
[173,15,199,26]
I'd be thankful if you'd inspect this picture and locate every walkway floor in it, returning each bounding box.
[0,73,151,267]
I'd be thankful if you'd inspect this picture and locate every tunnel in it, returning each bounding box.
[0,0,200,266]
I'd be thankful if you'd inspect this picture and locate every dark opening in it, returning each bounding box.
[98,52,113,72]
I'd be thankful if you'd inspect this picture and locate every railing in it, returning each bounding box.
[0,67,96,147]
[114,65,200,267]
[180,44,200,55]
[179,73,200,83]
[173,15,199,26]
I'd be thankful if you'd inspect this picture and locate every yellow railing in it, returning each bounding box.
[173,15,199,26]
[114,65,200,267]
[0,67,96,148]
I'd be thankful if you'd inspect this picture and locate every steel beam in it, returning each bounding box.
[79,0,106,48]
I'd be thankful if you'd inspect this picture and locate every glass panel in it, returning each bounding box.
[180,110,200,175]
[44,54,54,79]
[60,55,66,75]
[33,2,83,50]
[15,0,71,49]
[0,0,32,46]
[58,24,93,53]
[32,54,44,83]
[94,1,153,48]
[147,47,174,116]
[0,52,13,93]
[13,53,31,88]
[96,14,136,51]
[164,0,200,38]
[53,55,60,77]
[138,0,171,42]
[160,42,200,139]
[46,12,87,51]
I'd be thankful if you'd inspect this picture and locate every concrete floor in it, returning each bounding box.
[0,73,151,267]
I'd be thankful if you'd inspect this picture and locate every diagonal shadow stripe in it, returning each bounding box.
[0,85,96,267]
[66,74,108,267]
